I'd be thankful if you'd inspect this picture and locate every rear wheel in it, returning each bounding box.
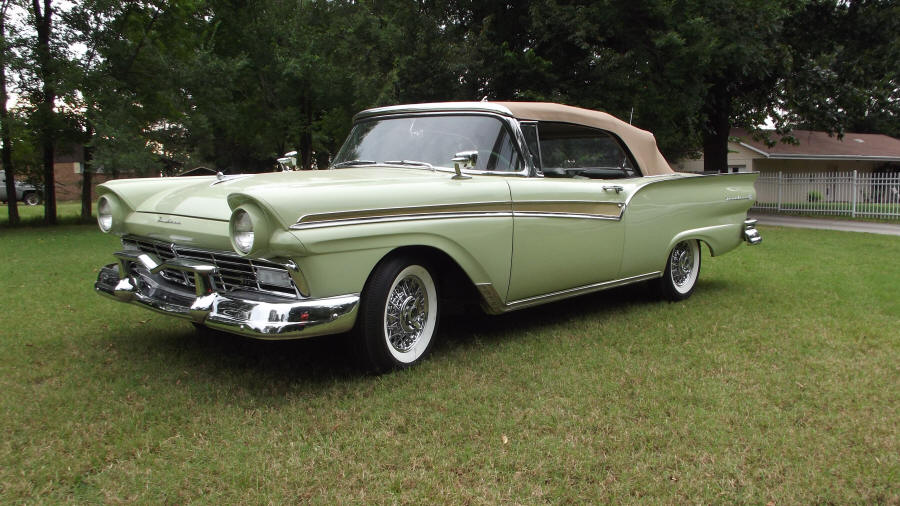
[353,255,439,373]
[658,239,701,301]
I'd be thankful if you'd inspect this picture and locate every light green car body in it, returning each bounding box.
[97,167,758,315]
[94,102,760,345]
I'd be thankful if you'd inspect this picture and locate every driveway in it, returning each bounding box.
[749,213,900,237]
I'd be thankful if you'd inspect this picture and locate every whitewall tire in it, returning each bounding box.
[354,255,439,372]
[659,239,701,301]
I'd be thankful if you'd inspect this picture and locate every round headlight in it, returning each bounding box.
[97,196,113,232]
[231,209,254,253]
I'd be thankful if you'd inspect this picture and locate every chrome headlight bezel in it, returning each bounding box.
[230,209,254,254]
[229,204,271,257]
[97,195,114,233]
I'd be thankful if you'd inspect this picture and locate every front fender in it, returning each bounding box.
[289,217,513,299]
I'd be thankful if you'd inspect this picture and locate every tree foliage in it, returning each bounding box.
[1,0,897,221]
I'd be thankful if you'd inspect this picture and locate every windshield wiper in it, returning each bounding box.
[332,159,376,168]
[383,160,435,171]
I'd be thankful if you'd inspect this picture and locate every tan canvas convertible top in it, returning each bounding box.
[495,102,674,176]
[356,101,675,176]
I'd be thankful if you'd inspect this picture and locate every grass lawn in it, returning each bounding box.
[0,201,89,227]
[0,225,897,503]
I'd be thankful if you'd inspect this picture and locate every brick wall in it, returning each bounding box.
[53,162,114,201]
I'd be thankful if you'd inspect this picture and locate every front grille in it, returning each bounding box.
[122,236,301,298]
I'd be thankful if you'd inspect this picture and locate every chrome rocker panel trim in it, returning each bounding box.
[94,252,359,340]
[476,271,663,315]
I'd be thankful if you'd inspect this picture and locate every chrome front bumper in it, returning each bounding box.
[743,219,762,245]
[94,251,359,340]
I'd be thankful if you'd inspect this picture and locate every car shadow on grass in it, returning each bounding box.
[437,277,733,350]
[105,279,732,395]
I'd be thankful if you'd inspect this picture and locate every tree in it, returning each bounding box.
[1,0,18,224]
[784,0,900,138]
[28,0,58,223]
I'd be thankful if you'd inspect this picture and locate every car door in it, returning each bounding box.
[505,122,641,302]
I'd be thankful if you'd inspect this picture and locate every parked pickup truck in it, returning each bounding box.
[0,170,41,205]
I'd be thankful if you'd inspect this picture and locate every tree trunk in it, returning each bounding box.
[702,81,731,173]
[1,0,18,225]
[299,92,312,170]
[80,127,93,222]
[33,0,56,224]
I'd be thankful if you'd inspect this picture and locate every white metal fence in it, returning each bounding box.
[753,171,900,219]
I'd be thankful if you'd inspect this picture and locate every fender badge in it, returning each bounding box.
[158,216,182,225]
[725,195,753,201]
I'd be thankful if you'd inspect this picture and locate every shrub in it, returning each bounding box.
[807,190,823,203]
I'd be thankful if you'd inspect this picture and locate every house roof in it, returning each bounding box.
[732,128,900,161]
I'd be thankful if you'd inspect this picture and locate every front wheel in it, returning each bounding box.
[353,255,439,373]
[658,239,701,301]
[23,192,40,206]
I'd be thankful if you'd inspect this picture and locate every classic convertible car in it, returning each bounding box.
[94,102,761,371]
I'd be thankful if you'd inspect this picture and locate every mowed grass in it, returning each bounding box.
[0,225,897,503]
[0,201,89,226]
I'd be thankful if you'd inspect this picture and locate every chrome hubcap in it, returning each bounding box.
[385,275,428,352]
[671,242,693,286]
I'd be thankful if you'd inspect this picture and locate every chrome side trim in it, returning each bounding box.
[513,200,625,220]
[292,201,513,229]
[295,201,510,224]
[291,211,514,230]
[476,271,662,314]
[513,212,622,221]
[291,199,627,229]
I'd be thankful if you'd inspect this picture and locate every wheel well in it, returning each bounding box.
[367,245,479,305]
[670,237,712,256]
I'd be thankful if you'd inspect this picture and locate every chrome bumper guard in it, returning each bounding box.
[743,219,762,245]
[94,250,359,339]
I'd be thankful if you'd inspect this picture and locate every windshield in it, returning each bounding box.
[333,115,524,172]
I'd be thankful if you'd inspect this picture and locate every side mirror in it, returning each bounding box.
[451,150,477,180]
[277,150,298,171]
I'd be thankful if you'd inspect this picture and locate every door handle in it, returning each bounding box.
[603,185,624,194]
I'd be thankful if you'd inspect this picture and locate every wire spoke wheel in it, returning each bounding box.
[384,274,429,353]
[659,239,701,300]
[670,241,695,287]
[354,256,439,373]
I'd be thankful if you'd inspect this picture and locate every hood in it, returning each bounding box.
[105,167,513,227]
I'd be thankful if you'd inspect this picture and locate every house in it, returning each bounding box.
[1,145,113,202]
[674,128,900,174]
